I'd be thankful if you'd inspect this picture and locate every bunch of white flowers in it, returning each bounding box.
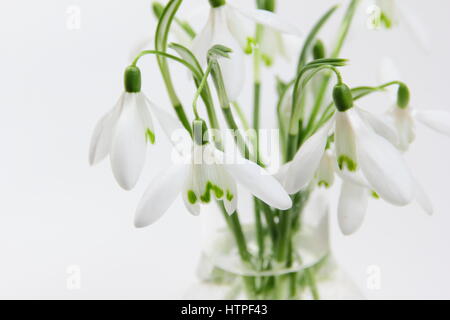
[89,0,449,299]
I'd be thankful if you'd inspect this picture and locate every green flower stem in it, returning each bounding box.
[259,201,278,244]
[302,0,360,141]
[305,268,320,300]
[275,209,292,262]
[252,24,266,260]
[253,198,265,258]
[296,4,340,72]
[132,50,194,135]
[287,64,343,161]
[232,102,250,130]
[210,59,255,161]
[331,0,360,59]
[192,62,213,119]
[218,201,256,297]
[314,80,407,133]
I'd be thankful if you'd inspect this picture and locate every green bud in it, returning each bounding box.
[312,39,326,60]
[333,83,353,112]
[397,83,410,109]
[152,2,164,19]
[193,119,209,146]
[124,66,141,93]
[209,0,226,8]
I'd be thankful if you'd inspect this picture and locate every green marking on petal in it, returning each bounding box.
[187,190,197,204]
[371,191,380,199]
[380,12,393,29]
[226,190,234,202]
[338,155,357,172]
[146,129,155,144]
[261,54,273,67]
[200,181,224,203]
[318,180,330,188]
[213,185,224,199]
[244,37,255,55]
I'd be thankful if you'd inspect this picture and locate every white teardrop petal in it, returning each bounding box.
[225,6,249,49]
[110,93,148,190]
[413,177,433,216]
[232,6,301,35]
[210,8,245,101]
[220,151,292,210]
[191,9,215,65]
[335,111,358,172]
[89,94,124,165]
[338,181,369,235]
[353,111,414,206]
[356,107,399,146]
[414,109,450,136]
[284,119,333,194]
[135,164,187,228]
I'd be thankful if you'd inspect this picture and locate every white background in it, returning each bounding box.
[0,0,449,299]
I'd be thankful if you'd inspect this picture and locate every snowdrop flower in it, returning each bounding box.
[387,84,450,151]
[368,0,429,50]
[192,0,300,101]
[283,83,415,207]
[135,121,292,228]
[89,66,170,190]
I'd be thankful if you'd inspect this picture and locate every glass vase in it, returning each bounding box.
[186,190,364,300]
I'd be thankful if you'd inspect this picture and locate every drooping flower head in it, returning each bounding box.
[134,119,292,228]
[192,0,300,101]
[89,65,170,190]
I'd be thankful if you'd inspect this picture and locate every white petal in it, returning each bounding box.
[338,181,369,235]
[211,8,245,101]
[181,165,201,216]
[302,189,330,251]
[335,111,358,171]
[191,9,215,65]
[260,27,287,63]
[284,119,333,194]
[220,151,292,210]
[216,165,238,215]
[89,94,123,165]
[356,107,399,146]
[232,6,301,35]
[316,151,335,188]
[110,93,148,190]
[352,110,414,205]
[146,98,185,143]
[135,164,187,228]
[389,106,415,151]
[273,161,291,185]
[413,177,433,216]
[225,6,248,49]
[414,109,450,136]
[138,95,154,134]
[334,165,370,189]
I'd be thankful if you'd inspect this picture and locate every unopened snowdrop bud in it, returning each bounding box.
[209,0,225,8]
[312,39,326,60]
[124,66,141,93]
[193,119,209,146]
[396,83,410,109]
[333,83,353,112]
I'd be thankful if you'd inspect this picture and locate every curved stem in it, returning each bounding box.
[192,62,213,119]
